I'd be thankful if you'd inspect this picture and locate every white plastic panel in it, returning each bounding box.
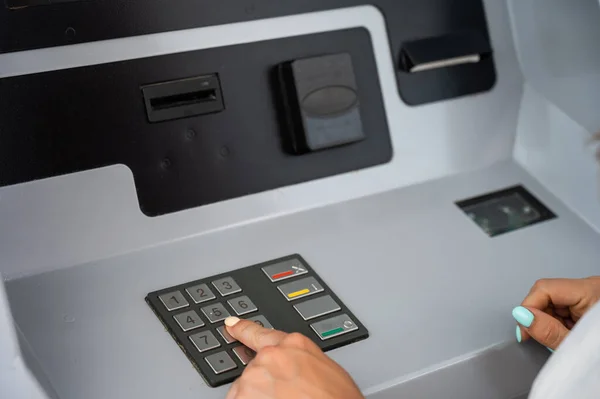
[508,0,600,133]
[514,85,600,232]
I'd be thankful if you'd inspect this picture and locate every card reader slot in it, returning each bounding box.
[141,74,224,123]
[150,89,217,111]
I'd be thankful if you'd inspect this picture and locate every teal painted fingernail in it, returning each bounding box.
[512,306,534,328]
[547,347,554,353]
[516,326,522,343]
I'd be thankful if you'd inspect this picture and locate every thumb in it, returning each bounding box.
[513,306,569,350]
[224,316,288,351]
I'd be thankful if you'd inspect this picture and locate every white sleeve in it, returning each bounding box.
[529,300,600,399]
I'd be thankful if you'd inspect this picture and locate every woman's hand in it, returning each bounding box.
[224,317,364,399]
[513,277,600,350]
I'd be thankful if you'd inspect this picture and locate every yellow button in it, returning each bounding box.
[288,288,310,298]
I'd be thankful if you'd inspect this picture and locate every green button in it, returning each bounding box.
[310,314,358,341]
[322,327,344,337]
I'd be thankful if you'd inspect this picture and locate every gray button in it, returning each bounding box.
[189,331,220,353]
[248,315,273,329]
[233,346,256,366]
[310,314,358,341]
[186,284,216,304]
[205,351,237,374]
[294,295,341,321]
[261,258,308,282]
[277,277,324,301]
[158,291,189,311]
[216,326,237,344]
[212,277,242,297]
[227,296,258,316]
[201,303,231,323]
[173,310,205,332]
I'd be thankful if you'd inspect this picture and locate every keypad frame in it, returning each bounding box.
[145,254,368,388]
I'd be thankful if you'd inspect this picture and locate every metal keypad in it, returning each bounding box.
[146,254,368,388]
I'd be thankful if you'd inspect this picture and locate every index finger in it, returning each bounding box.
[225,317,287,351]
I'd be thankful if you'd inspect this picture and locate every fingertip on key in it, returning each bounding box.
[225,316,241,327]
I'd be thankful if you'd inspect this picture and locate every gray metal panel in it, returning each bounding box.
[14,328,59,399]
[0,275,54,399]
[366,343,546,399]
[5,161,600,399]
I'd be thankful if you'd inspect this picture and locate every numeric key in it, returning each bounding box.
[158,291,189,311]
[233,346,256,365]
[212,277,242,296]
[201,303,231,323]
[247,315,273,329]
[189,331,220,353]
[216,326,237,344]
[186,284,216,304]
[227,296,257,316]
[173,310,205,332]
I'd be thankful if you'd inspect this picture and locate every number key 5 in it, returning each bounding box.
[201,303,231,323]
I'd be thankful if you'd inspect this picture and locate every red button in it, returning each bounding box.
[272,270,294,280]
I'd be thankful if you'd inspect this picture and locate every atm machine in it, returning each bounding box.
[1,0,600,398]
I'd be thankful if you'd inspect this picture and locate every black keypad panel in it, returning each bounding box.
[146,254,369,387]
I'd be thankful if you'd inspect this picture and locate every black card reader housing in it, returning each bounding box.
[278,53,365,154]
[397,30,496,105]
